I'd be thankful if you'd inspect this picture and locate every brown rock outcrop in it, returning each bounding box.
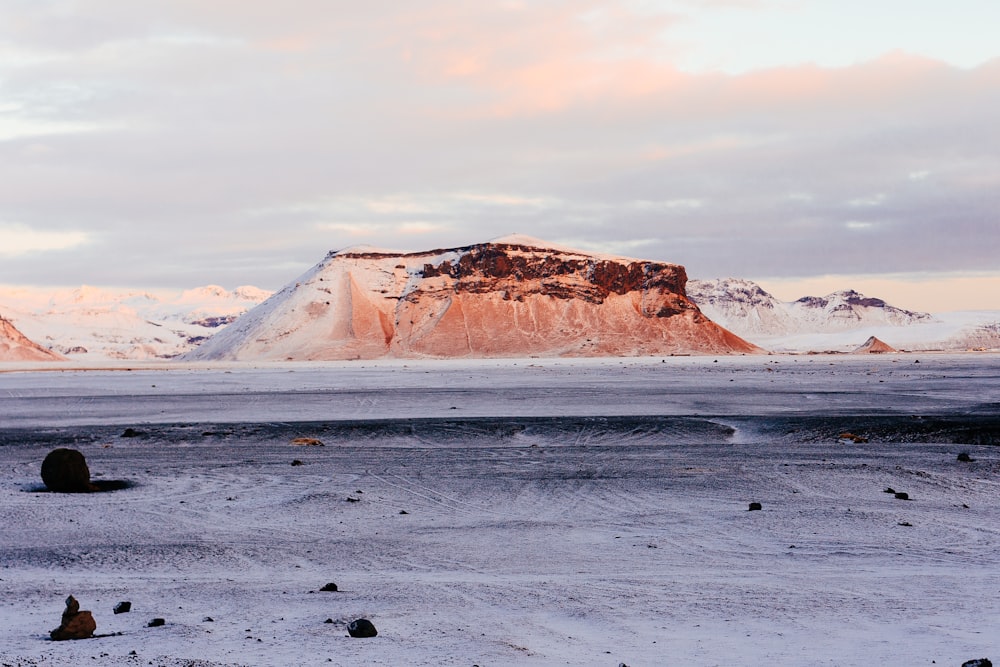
[50,595,97,640]
[853,336,897,354]
[185,236,761,361]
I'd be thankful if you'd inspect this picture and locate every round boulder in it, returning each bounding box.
[347,618,378,638]
[41,448,96,493]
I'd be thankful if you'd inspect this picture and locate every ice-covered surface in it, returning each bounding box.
[1,355,998,666]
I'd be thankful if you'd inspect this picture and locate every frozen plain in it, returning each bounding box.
[1,354,998,666]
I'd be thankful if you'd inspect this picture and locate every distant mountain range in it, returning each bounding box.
[2,238,998,361]
[0,285,269,361]
[688,278,999,352]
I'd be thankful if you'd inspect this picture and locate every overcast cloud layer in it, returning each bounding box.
[1,1,998,309]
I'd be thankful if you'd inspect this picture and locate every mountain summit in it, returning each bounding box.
[185,236,759,360]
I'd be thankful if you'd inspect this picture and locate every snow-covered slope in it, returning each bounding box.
[185,237,760,361]
[0,315,64,362]
[0,285,271,361]
[688,279,999,352]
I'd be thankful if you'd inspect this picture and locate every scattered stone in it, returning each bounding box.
[203,616,214,622]
[319,582,338,592]
[898,522,913,527]
[347,618,378,638]
[957,452,975,462]
[883,487,896,494]
[962,660,992,667]
[113,601,131,614]
[291,459,304,466]
[50,595,97,641]
[121,428,145,438]
[291,437,324,446]
[399,510,409,515]
[748,502,762,511]
[41,448,97,493]
[324,618,334,624]
[147,618,165,627]
[894,492,909,500]
[346,497,360,503]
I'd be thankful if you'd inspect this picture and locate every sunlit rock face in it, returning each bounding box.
[0,316,64,361]
[185,235,761,361]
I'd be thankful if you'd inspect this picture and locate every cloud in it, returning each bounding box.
[0,224,90,256]
[0,1,997,310]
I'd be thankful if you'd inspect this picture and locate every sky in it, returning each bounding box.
[1,0,999,312]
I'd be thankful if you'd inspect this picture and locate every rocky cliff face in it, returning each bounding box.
[0,316,64,362]
[186,236,759,360]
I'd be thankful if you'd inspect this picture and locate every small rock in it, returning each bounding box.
[41,449,97,493]
[898,521,913,527]
[748,502,762,511]
[399,510,409,515]
[894,492,909,500]
[324,618,334,624]
[50,595,97,641]
[962,660,993,667]
[113,601,131,614]
[883,487,896,494]
[147,618,165,627]
[347,618,378,638]
[121,428,145,438]
[319,582,338,592]
[203,616,214,622]
[957,452,975,462]
[346,497,360,503]
[291,459,304,466]
[290,437,324,446]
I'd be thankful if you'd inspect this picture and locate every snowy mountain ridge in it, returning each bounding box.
[687,278,998,352]
[0,284,271,360]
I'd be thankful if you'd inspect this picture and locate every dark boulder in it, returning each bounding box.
[50,595,97,641]
[748,502,762,511]
[348,618,378,638]
[962,660,992,667]
[957,452,975,462]
[113,601,131,614]
[41,449,97,493]
[319,582,338,592]
[894,492,909,500]
[147,618,165,627]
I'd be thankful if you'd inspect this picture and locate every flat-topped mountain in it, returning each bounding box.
[185,235,759,360]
